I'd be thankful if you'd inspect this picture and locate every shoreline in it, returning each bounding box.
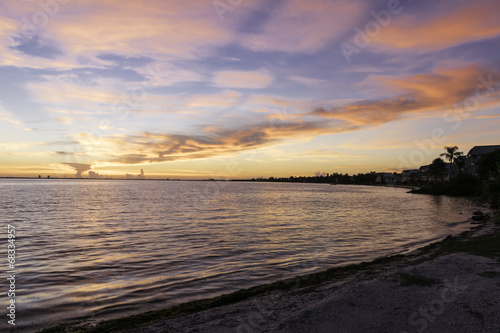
[38,212,500,333]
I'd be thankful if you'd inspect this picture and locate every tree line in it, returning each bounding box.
[247,145,500,208]
[249,172,379,185]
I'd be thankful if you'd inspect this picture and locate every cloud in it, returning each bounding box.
[0,106,23,126]
[135,62,205,87]
[473,114,500,119]
[310,65,500,126]
[2,0,500,178]
[0,142,42,151]
[25,74,121,108]
[370,0,500,52]
[100,118,354,164]
[212,69,274,89]
[306,150,365,159]
[240,0,365,53]
[25,73,183,117]
[64,163,92,178]
[12,35,63,59]
[1,0,235,70]
[309,97,419,125]
[183,90,242,109]
[68,65,500,167]
[26,73,238,125]
[88,170,103,178]
[245,94,314,114]
[289,75,328,87]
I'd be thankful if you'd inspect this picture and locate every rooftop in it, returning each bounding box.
[467,145,500,156]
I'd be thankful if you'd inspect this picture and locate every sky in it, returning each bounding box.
[1,0,500,179]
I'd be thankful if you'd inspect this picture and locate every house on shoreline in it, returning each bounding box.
[466,145,500,176]
[390,145,500,184]
[402,169,419,182]
[375,172,400,184]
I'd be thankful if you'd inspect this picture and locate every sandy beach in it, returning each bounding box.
[41,213,500,333]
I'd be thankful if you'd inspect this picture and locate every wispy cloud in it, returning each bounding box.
[289,75,328,87]
[183,90,242,109]
[2,0,500,176]
[370,0,500,52]
[212,69,274,89]
[2,0,235,70]
[309,65,500,126]
[240,0,365,53]
[473,114,500,119]
[96,119,356,164]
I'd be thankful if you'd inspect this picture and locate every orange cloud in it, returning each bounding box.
[2,0,236,71]
[311,66,500,125]
[473,114,500,119]
[93,118,357,164]
[372,0,500,51]
[62,65,500,166]
[59,0,233,59]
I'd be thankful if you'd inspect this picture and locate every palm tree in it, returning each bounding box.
[440,146,463,179]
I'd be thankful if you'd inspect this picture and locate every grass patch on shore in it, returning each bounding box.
[436,232,500,259]
[417,223,500,260]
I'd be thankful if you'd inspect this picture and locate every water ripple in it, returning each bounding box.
[0,180,484,332]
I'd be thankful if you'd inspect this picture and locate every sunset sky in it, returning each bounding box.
[1,0,500,179]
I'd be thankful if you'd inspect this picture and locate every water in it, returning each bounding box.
[0,179,485,331]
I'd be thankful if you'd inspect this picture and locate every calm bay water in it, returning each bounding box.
[0,179,485,331]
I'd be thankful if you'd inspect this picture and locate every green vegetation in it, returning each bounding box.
[413,147,500,207]
[427,158,447,181]
[251,171,379,185]
[478,149,500,208]
[412,173,482,196]
[421,230,500,260]
[440,146,463,179]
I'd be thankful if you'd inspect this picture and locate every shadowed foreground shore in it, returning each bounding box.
[41,216,500,333]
